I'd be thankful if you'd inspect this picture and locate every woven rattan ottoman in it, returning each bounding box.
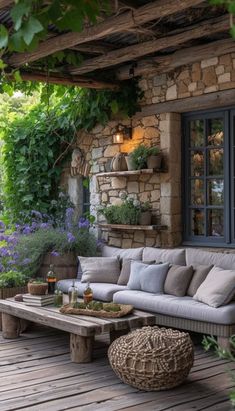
[108,326,194,391]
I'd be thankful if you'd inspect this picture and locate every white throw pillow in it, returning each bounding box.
[193,266,235,308]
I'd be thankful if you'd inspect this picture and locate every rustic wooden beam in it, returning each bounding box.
[8,71,119,90]
[7,0,205,67]
[0,0,12,10]
[134,89,235,118]
[69,15,229,75]
[70,41,115,55]
[116,38,235,80]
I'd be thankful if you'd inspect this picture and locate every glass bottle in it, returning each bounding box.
[68,280,75,304]
[54,289,63,307]
[71,284,78,306]
[47,264,56,294]
[83,282,93,304]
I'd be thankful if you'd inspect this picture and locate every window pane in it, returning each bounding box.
[191,151,204,176]
[209,149,223,175]
[190,120,204,147]
[208,209,224,237]
[208,118,224,146]
[191,209,204,236]
[191,179,204,205]
[207,179,224,206]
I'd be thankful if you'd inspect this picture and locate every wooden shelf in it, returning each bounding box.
[96,169,162,178]
[97,223,167,231]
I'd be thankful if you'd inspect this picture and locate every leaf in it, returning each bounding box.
[10,2,31,31]
[0,59,7,70]
[0,25,8,49]
[13,70,22,83]
[21,16,44,46]
[229,3,235,14]
[9,31,26,52]
[110,100,119,114]
[56,10,83,32]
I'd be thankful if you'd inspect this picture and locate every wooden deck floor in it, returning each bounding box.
[0,326,234,411]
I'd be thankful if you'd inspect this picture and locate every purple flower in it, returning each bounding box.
[67,232,75,243]
[22,258,31,265]
[22,226,32,235]
[40,222,50,229]
[0,234,7,241]
[78,217,90,229]
[51,251,60,257]
[8,260,16,266]
[0,247,10,257]
[0,263,4,272]
[31,210,42,219]
[0,221,5,232]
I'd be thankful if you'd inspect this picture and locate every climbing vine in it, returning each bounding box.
[1,79,143,221]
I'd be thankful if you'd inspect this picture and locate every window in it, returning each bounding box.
[183,108,235,246]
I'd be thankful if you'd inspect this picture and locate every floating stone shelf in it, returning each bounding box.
[97,223,167,231]
[96,169,164,178]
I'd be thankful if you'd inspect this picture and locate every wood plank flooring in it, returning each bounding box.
[0,325,234,411]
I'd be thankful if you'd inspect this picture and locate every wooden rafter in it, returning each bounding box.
[116,37,235,80]
[7,0,205,67]
[70,41,115,55]
[0,0,12,10]
[8,71,119,90]
[68,15,229,75]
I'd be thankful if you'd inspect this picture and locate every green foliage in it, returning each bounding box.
[28,278,47,284]
[99,198,141,225]
[129,145,160,170]
[0,271,27,288]
[210,0,235,38]
[0,80,142,220]
[202,335,235,406]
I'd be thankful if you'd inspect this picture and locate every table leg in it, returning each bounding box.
[110,328,129,343]
[70,334,94,363]
[2,313,21,339]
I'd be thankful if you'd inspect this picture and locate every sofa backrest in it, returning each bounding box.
[101,245,143,260]
[142,247,186,265]
[186,248,235,270]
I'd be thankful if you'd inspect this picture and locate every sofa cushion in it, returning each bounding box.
[164,265,193,297]
[79,256,120,284]
[186,248,235,270]
[127,261,169,292]
[117,258,156,286]
[57,279,126,302]
[194,266,235,308]
[142,247,186,265]
[113,290,235,325]
[102,245,143,260]
[187,265,213,297]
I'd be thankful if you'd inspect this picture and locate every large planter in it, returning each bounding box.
[38,252,77,281]
[0,286,28,330]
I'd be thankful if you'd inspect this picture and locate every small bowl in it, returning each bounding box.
[28,282,48,296]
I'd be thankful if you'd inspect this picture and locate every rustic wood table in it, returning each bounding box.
[0,299,156,363]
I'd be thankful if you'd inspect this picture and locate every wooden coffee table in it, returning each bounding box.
[0,299,156,363]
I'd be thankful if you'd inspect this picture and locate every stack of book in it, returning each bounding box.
[23,294,54,307]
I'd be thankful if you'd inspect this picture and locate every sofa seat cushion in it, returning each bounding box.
[113,291,235,325]
[143,247,185,265]
[57,279,126,302]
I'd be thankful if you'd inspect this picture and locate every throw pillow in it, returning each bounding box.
[187,265,213,297]
[80,256,120,284]
[127,261,169,292]
[193,266,235,308]
[164,265,194,297]
[118,259,155,286]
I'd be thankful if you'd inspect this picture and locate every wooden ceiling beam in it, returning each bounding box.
[8,71,119,90]
[69,15,229,75]
[70,41,115,55]
[116,37,235,80]
[7,0,205,67]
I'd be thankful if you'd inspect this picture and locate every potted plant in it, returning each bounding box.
[28,278,48,295]
[0,271,28,299]
[127,145,149,170]
[138,201,152,225]
[146,147,162,169]
[99,198,140,225]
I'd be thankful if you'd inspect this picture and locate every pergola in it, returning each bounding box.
[0,0,232,92]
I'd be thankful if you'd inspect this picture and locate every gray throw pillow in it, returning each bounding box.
[164,265,194,297]
[118,259,155,286]
[193,266,235,308]
[127,261,169,292]
[187,265,213,297]
[80,256,120,284]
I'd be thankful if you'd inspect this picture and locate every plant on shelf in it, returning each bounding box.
[138,201,152,225]
[99,197,152,226]
[127,145,161,170]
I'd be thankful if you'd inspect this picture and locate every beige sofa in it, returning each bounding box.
[58,246,235,349]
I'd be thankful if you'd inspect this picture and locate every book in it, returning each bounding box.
[24,300,53,307]
[23,293,54,301]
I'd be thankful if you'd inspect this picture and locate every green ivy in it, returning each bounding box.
[1,80,143,221]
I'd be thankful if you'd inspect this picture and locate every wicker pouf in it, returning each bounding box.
[108,326,194,391]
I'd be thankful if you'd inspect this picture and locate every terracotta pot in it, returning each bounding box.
[28,282,48,296]
[125,156,136,171]
[38,252,77,281]
[139,211,152,225]
[147,154,162,169]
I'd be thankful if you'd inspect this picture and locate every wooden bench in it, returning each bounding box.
[0,299,156,363]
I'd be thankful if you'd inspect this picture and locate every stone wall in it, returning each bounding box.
[69,51,235,249]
